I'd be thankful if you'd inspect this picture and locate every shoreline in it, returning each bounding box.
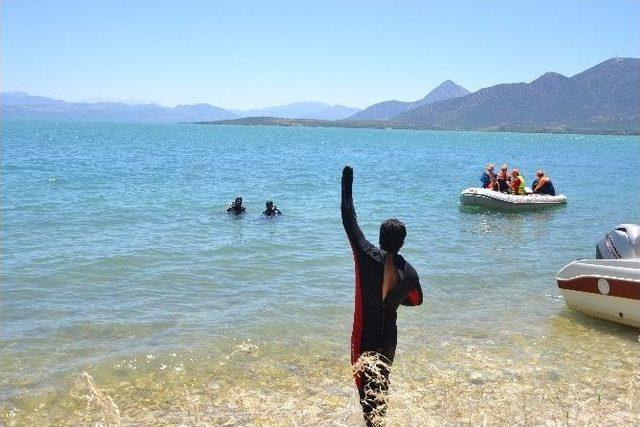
[195,117,640,136]
[2,118,638,137]
[3,334,639,426]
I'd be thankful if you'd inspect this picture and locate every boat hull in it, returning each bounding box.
[459,187,567,211]
[556,259,640,328]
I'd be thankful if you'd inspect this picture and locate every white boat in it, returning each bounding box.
[557,259,640,328]
[556,224,640,328]
[459,187,567,211]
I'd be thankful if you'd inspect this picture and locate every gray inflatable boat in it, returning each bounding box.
[459,187,567,211]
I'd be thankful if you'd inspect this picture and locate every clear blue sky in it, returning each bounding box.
[2,0,639,109]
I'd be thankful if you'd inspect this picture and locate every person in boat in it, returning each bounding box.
[341,165,423,426]
[487,175,500,191]
[226,197,246,215]
[480,164,496,188]
[496,164,510,192]
[531,170,556,196]
[262,200,281,217]
[509,169,526,195]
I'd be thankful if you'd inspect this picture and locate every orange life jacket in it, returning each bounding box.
[534,176,549,191]
[511,176,525,195]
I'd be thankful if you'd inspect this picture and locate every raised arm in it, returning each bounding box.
[341,166,371,251]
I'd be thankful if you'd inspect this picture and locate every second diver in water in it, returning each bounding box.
[340,166,423,426]
[262,200,282,217]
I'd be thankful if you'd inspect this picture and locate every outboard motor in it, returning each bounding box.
[596,224,640,259]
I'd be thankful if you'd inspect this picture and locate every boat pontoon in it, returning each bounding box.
[556,224,640,328]
[459,187,567,211]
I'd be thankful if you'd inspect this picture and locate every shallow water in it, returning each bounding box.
[1,121,639,425]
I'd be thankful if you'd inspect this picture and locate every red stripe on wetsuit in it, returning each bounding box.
[349,241,364,388]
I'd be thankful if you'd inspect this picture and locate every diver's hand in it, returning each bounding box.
[342,165,353,188]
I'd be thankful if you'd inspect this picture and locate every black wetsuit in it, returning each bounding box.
[263,207,281,216]
[227,204,246,214]
[341,168,423,424]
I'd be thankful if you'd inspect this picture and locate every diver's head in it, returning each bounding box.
[266,201,273,209]
[500,164,508,172]
[536,170,544,178]
[486,163,495,173]
[511,169,519,177]
[235,197,243,206]
[379,218,406,254]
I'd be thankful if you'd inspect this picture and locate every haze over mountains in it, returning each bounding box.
[0,92,361,122]
[233,102,360,120]
[1,92,238,122]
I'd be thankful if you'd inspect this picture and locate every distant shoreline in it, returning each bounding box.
[195,117,640,136]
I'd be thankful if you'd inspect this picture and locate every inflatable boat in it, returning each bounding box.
[556,224,640,328]
[459,187,567,211]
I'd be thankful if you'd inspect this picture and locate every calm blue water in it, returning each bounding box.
[1,120,639,424]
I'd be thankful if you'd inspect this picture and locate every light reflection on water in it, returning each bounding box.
[1,121,639,424]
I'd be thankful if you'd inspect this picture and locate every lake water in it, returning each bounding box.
[1,120,639,425]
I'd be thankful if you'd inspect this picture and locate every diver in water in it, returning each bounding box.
[262,200,281,217]
[226,197,246,215]
[340,166,423,426]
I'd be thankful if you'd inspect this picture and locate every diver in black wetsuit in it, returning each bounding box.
[340,166,423,426]
[226,197,246,215]
[262,200,281,217]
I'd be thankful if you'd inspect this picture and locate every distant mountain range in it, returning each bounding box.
[205,57,640,134]
[349,80,470,120]
[4,57,639,133]
[234,102,360,120]
[1,92,237,122]
[0,93,361,122]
